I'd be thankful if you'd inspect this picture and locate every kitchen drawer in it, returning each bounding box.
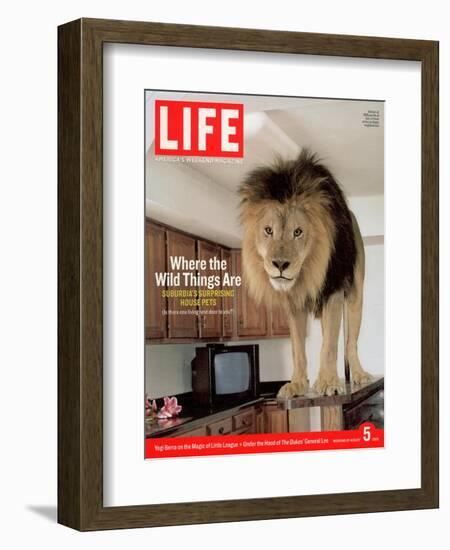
[207,417,233,436]
[177,425,207,437]
[233,409,255,431]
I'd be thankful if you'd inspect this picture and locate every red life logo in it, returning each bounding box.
[155,100,244,158]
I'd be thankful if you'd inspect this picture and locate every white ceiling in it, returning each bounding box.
[146,92,384,198]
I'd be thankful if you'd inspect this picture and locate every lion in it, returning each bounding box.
[238,149,372,398]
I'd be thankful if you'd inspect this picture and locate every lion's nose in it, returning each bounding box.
[272,260,290,272]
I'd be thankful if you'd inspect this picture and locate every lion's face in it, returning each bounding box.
[254,201,311,292]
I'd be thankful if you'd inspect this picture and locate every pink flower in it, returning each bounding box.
[157,396,182,418]
[145,394,158,417]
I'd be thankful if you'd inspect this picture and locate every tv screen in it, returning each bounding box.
[214,352,251,395]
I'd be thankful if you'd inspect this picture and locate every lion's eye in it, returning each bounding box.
[264,226,273,236]
[294,228,303,238]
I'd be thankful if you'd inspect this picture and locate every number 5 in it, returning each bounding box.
[363,425,372,442]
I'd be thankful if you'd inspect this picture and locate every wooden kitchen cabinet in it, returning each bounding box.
[145,222,168,339]
[233,408,255,433]
[255,406,265,434]
[263,404,288,433]
[166,230,198,339]
[156,406,259,439]
[221,248,233,338]
[207,417,233,436]
[197,240,223,338]
[174,405,286,438]
[176,425,207,437]
[234,250,268,338]
[145,219,290,343]
[204,407,257,436]
[271,306,290,337]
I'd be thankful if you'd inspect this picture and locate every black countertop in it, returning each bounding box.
[146,396,267,438]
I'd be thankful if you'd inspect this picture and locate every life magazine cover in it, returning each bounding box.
[144,91,384,459]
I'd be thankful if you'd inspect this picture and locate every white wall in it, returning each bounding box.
[146,338,293,398]
[145,154,242,247]
[348,195,384,237]
[145,343,195,397]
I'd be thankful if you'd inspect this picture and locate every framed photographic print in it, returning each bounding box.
[58,18,439,530]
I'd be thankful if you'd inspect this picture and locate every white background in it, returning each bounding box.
[0,0,447,548]
[104,44,419,506]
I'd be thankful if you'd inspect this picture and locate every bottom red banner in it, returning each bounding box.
[146,422,383,459]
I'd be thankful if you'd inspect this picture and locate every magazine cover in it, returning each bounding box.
[144,91,384,459]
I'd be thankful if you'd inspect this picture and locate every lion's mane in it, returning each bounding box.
[239,149,357,316]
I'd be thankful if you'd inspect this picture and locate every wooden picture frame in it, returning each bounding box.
[58,18,439,531]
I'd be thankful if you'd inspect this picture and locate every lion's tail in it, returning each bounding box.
[343,297,350,383]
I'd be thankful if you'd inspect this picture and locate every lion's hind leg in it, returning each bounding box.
[345,213,372,386]
[345,281,372,386]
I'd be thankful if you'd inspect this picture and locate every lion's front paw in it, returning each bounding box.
[352,369,373,386]
[277,379,309,399]
[313,375,345,396]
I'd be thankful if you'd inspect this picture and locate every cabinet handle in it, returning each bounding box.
[218,427,224,434]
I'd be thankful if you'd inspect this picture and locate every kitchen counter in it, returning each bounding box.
[276,376,384,410]
[146,376,384,437]
[146,397,265,438]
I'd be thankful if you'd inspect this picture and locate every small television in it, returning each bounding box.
[191,344,260,408]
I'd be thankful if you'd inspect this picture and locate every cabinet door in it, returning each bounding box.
[271,306,290,337]
[145,222,167,339]
[221,248,233,338]
[288,409,310,433]
[264,405,288,433]
[166,230,198,339]
[234,250,268,337]
[255,408,265,434]
[197,240,222,338]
